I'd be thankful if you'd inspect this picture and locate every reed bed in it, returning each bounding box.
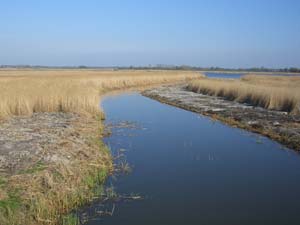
[187,74,300,114]
[0,69,200,120]
[0,69,200,225]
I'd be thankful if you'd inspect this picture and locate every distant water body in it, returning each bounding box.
[204,72,243,79]
[204,72,300,79]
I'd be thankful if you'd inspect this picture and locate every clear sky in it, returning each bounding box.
[1,0,299,68]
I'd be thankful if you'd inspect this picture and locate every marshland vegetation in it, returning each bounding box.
[2,70,299,224]
[0,69,199,225]
[187,74,300,114]
[0,69,200,120]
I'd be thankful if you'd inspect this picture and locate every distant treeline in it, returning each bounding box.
[1,65,300,73]
[123,65,300,73]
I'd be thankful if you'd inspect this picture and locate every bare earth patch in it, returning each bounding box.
[0,113,80,175]
[0,112,112,225]
[143,85,300,151]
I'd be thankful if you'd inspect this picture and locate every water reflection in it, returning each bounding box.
[85,93,300,225]
[204,72,243,79]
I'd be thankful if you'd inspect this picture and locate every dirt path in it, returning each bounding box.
[143,85,300,151]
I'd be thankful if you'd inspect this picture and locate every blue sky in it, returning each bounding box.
[0,0,299,68]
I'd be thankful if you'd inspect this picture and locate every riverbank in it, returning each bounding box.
[87,92,300,225]
[0,69,200,224]
[187,75,300,114]
[143,85,300,151]
[0,110,125,225]
[0,112,112,224]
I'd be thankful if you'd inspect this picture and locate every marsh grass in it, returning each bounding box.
[0,190,22,224]
[105,185,118,200]
[19,161,47,175]
[187,74,300,114]
[0,69,199,120]
[0,69,200,225]
[0,114,111,225]
[9,155,109,225]
[61,214,79,225]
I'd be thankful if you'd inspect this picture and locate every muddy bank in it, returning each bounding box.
[143,85,300,151]
[0,112,112,224]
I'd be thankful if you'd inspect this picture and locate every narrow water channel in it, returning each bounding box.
[87,93,300,225]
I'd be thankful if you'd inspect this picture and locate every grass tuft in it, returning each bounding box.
[0,191,22,224]
[61,214,79,225]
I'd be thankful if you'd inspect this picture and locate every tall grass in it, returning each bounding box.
[0,69,200,119]
[0,69,200,224]
[187,74,300,114]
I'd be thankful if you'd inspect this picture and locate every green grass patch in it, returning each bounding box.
[20,161,47,174]
[0,191,22,223]
[62,214,79,225]
[0,176,7,188]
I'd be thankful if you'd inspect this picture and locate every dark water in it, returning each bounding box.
[86,93,300,225]
[204,72,243,79]
[204,72,300,79]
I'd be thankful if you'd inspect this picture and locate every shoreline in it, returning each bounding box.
[0,112,112,224]
[0,70,199,225]
[143,85,300,151]
[1,79,298,224]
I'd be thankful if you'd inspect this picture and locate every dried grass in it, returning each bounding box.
[187,74,300,114]
[0,69,200,225]
[0,69,200,120]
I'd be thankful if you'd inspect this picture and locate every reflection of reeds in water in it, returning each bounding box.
[187,74,300,114]
[78,185,142,223]
[118,161,132,174]
[105,185,118,200]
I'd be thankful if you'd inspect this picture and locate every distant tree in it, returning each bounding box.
[289,67,300,73]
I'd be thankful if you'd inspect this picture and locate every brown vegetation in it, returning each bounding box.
[0,69,200,120]
[0,69,199,225]
[187,74,300,114]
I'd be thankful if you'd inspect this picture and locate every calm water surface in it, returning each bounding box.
[86,93,300,225]
[204,72,300,79]
[204,72,243,79]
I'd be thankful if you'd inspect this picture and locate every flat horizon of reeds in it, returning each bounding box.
[187,74,300,114]
[0,69,201,120]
